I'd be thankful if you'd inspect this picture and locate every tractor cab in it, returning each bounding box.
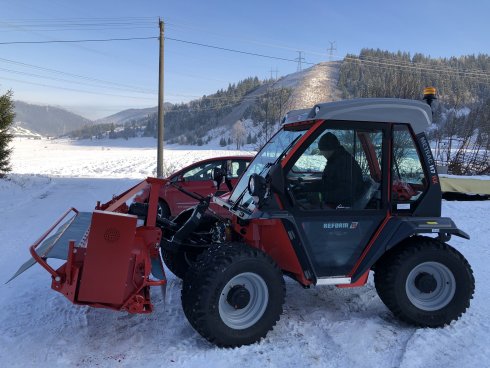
[215,98,469,287]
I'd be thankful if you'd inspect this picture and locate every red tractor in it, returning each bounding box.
[12,94,474,348]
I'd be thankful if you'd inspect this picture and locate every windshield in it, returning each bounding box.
[229,127,309,208]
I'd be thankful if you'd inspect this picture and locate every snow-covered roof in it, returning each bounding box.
[285,98,433,134]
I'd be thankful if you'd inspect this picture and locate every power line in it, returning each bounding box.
[342,56,490,81]
[1,30,489,99]
[0,36,158,45]
[0,57,156,93]
[353,55,490,79]
[0,66,156,95]
[165,37,317,65]
[0,75,157,100]
[3,33,487,81]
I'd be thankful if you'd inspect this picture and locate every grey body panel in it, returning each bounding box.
[7,212,92,283]
[284,99,432,134]
[282,108,311,124]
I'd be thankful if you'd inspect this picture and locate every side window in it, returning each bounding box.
[392,125,427,206]
[182,161,221,181]
[287,127,383,210]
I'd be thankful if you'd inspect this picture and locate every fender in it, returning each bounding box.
[350,217,469,281]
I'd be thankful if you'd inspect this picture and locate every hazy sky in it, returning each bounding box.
[0,0,488,119]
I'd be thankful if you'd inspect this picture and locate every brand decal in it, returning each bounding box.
[323,222,359,230]
[419,135,439,184]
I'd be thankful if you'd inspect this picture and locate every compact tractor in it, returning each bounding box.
[11,91,475,347]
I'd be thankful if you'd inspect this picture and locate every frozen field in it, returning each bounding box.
[0,138,489,368]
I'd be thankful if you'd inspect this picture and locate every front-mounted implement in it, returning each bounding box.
[10,178,168,313]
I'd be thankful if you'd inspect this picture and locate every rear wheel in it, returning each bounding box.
[181,243,285,347]
[375,237,474,327]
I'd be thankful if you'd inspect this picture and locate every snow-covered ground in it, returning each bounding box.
[1,138,489,368]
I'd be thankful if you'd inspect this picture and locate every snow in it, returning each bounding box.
[9,125,43,139]
[1,138,489,367]
[440,174,490,181]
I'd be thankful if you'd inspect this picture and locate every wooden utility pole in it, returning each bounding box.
[157,18,165,177]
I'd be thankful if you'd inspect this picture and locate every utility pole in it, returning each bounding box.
[295,51,305,72]
[327,41,337,62]
[157,18,165,178]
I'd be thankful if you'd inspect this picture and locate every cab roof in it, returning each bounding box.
[283,98,432,134]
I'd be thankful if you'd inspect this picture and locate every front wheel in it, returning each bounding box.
[374,237,474,327]
[181,243,285,347]
[160,248,202,279]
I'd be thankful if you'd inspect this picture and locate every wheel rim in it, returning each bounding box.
[218,272,269,330]
[406,261,456,311]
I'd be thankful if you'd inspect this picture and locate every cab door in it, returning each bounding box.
[283,121,388,277]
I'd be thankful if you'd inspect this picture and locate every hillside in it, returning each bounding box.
[96,107,157,125]
[13,101,93,137]
[95,103,174,125]
[8,125,42,139]
[67,63,342,145]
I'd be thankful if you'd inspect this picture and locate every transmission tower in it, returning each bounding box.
[295,51,305,72]
[327,41,337,62]
[270,67,279,80]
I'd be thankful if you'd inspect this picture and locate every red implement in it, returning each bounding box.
[26,178,167,313]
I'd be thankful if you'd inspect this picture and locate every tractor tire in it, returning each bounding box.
[181,243,285,347]
[160,248,202,279]
[374,236,474,327]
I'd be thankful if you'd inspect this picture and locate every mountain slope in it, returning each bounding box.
[214,61,342,128]
[14,101,93,137]
[96,107,157,125]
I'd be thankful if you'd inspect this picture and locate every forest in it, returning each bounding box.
[338,49,490,174]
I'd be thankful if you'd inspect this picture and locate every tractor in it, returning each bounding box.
[11,91,475,347]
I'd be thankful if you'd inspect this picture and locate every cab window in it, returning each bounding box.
[287,127,383,210]
[392,125,427,207]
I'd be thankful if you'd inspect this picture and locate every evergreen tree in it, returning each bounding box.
[0,90,15,178]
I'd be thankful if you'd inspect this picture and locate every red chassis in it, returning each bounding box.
[29,177,168,314]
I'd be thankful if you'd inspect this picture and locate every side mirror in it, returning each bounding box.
[268,163,285,195]
[248,174,267,206]
[176,175,185,182]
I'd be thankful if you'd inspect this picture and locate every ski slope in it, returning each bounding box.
[0,138,489,368]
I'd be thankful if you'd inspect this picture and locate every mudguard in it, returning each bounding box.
[351,217,469,281]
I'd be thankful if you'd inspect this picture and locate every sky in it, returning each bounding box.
[0,0,488,119]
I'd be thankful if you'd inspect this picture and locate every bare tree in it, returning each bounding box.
[232,120,246,149]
